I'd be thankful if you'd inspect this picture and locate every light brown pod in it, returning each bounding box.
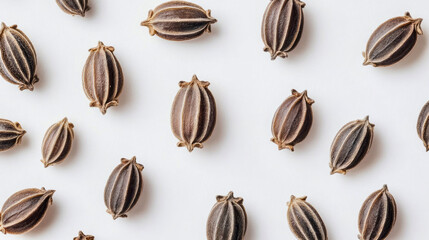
[56,0,90,17]
[0,119,26,152]
[74,231,94,240]
[0,187,55,234]
[171,75,216,152]
[141,1,217,41]
[41,117,74,168]
[271,89,314,151]
[417,101,429,151]
[287,195,328,240]
[0,23,38,90]
[262,0,305,60]
[358,185,397,240]
[82,41,124,114]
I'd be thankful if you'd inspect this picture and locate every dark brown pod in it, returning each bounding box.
[0,23,38,91]
[330,116,374,175]
[104,156,144,219]
[82,41,124,114]
[287,195,328,240]
[358,185,397,240]
[262,0,305,60]
[363,12,423,67]
[0,187,55,234]
[0,118,26,152]
[271,89,314,151]
[206,192,247,240]
[56,0,90,17]
[141,1,217,41]
[171,75,216,152]
[74,231,94,240]
[417,101,429,151]
[41,117,74,168]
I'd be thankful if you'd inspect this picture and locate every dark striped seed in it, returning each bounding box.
[417,101,429,151]
[56,0,90,17]
[41,118,74,168]
[74,231,94,240]
[0,118,26,152]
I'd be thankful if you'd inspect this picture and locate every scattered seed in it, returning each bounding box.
[41,117,74,168]
[56,0,90,17]
[0,118,26,152]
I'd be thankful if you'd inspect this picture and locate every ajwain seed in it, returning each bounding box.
[330,116,374,175]
[206,191,247,240]
[416,101,429,151]
[74,231,94,240]
[56,0,90,17]
[363,12,423,67]
[0,119,26,152]
[41,117,74,168]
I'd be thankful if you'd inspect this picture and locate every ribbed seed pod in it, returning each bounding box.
[261,0,305,60]
[56,0,90,17]
[0,187,55,234]
[104,157,144,219]
[417,101,429,151]
[0,118,26,152]
[0,23,38,91]
[171,75,216,152]
[82,41,124,114]
[358,185,397,240]
[206,192,247,240]
[41,117,74,168]
[330,116,374,175]
[271,89,314,151]
[74,231,94,240]
[141,1,217,41]
[287,195,328,240]
[363,12,423,67]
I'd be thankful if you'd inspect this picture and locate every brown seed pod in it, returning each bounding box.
[74,231,94,240]
[358,185,397,240]
[261,0,305,60]
[41,117,74,168]
[104,156,144,219]
[82,41,124,114]
[171,75,216,152]
[330,116,374,175]
[56,0,90,17]
[0,118,26,152]
[0,23,38,91]
[271,89,314,151]
[141,1,217,41]
[206,192,247,240]
[287,195,328,240]
[417,101,429,151]
[0,187,55,234]
[363,12,423,67]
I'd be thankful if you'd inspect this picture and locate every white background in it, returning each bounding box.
[0,0,427,239]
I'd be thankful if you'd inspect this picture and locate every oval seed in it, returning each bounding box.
[41,117,74,168]
[358,185,397,240]
[0,23,38,91]
[330,116,374,175]
[206,191,247,240]
[0,118,26,152]
[0,187,55,234]
[271,89,314,151]
[262,0,305,60]
[74,231,94,240]
[171,75,217,152]
[82,41,124,114]
[363,12,423,67]
[287,195,328,240]
[416,101,429,151]
[141,1,217,41]
[56,0,90,17]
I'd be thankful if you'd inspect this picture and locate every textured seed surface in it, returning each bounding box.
[358,185,397,240]
[0,187,55,235]
[56,0,90,17]
[262,0,305,60]
[74,231,94,240]
[330,116,374,175]
[271,89,314,151]
[206,191,247,240]
[287,195,328,240]
[104,156,144,219]
[363,12,423,67]
[0,118,26,152]
[82,41,124,114]
[41,117,74,168]
[171,75,216,152]
[0,23,38,91]
[141,1,217,41]
[417,101,429,151]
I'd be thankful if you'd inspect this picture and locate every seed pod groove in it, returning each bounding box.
[417,101,429,151]
[0,118,26,152]
[74,231,94,240]
[41,117,74,168]
[56,0,90,17]
[141,1,217,41]
[206,191,247,240]
[271,89,314,151]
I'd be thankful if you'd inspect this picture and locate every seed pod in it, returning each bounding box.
[358,185,397,240]
[0,119,26,152]
[171,75,216,152]
[82,41,124,114]
[104,156,143,219]
[0,187,55,234]
[74,231,94,240]
[416,101,429,151]
[140,1,217,41]
[363,12,423,67]
[261,0,305,60]
[0,23,38,91]
[41,117,74,168]
[56,0,90,17]
[287,195,328,240]
[330,116,374,175]
[271,89,314,151]
[206,191,247,240]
